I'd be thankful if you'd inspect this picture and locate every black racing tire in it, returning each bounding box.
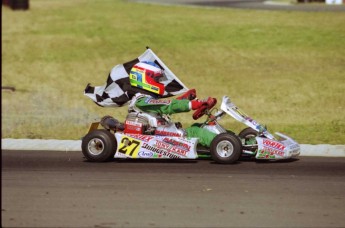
[210,133,242,164]
[226,130,243,148]
[239,127,259,139]
[81,129,117,162]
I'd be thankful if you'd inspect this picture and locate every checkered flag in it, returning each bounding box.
[84,48,189,107]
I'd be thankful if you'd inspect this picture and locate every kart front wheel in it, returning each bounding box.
[239,127,259,153]
[81,129,117,162]
[210,133,242,164]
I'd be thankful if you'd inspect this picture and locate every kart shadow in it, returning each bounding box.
[82,158,199,164]
[82,157,298,164]
[115,159,246,165]
[239,157,300,163]
[114,158,200,164]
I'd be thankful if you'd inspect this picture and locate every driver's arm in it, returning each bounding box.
[135,96,216,116]
[135,97,191,115]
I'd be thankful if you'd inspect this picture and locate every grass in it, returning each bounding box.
[2,0,345,144]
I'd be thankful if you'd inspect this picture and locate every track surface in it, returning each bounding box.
[2,150,345,228]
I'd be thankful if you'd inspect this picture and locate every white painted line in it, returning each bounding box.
[2,139,82,151]
[264,1,291,5]
[300,144,345,157]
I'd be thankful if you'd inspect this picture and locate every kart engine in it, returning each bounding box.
[124,112,153,134]
[124,112,185,136]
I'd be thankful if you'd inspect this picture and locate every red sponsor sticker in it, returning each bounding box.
[146,99,171,105]
[263,139,285,151]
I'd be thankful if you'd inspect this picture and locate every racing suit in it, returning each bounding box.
[128,93,217,147]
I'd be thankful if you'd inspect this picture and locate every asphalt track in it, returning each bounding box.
[2,150,345,228]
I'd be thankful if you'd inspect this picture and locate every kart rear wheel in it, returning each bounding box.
[210,133,242,164]
[81,129,117,162]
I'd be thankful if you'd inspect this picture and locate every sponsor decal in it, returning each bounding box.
[125,120,143,133]
[263,139,285,151]
[115,152,127,158]
[145,98,171,105]
[118,136,141,157]
[257,147,285,158]
[257,149,276,159]
[155,130,181,137]
[125,120,142,127]
[128,134,154,142]
[150,86,159,92]
[138,151,154,158]
[155,140,188,156]
[142,143,180,159]
[163,138,191,151]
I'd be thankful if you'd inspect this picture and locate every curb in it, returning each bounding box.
[2,139,82,152]
[2,139,345,157]
[264,1,291,5]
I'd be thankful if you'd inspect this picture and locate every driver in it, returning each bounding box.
[127,61,217,147]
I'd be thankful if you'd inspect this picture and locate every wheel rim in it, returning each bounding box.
[88,138,104,156]
[216,140,234,158]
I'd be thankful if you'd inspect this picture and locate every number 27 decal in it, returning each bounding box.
[118,137,141,157]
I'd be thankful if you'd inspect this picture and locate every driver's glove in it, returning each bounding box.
[190,97,217,110]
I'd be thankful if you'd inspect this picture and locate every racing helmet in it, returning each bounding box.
[129,61,165,95]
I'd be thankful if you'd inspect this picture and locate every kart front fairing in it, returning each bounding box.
[256,134,300,160]
[220,96,300,160]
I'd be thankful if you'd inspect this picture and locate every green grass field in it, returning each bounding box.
[2,0,345,144]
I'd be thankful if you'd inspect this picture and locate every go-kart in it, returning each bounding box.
[81,96,300,164]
